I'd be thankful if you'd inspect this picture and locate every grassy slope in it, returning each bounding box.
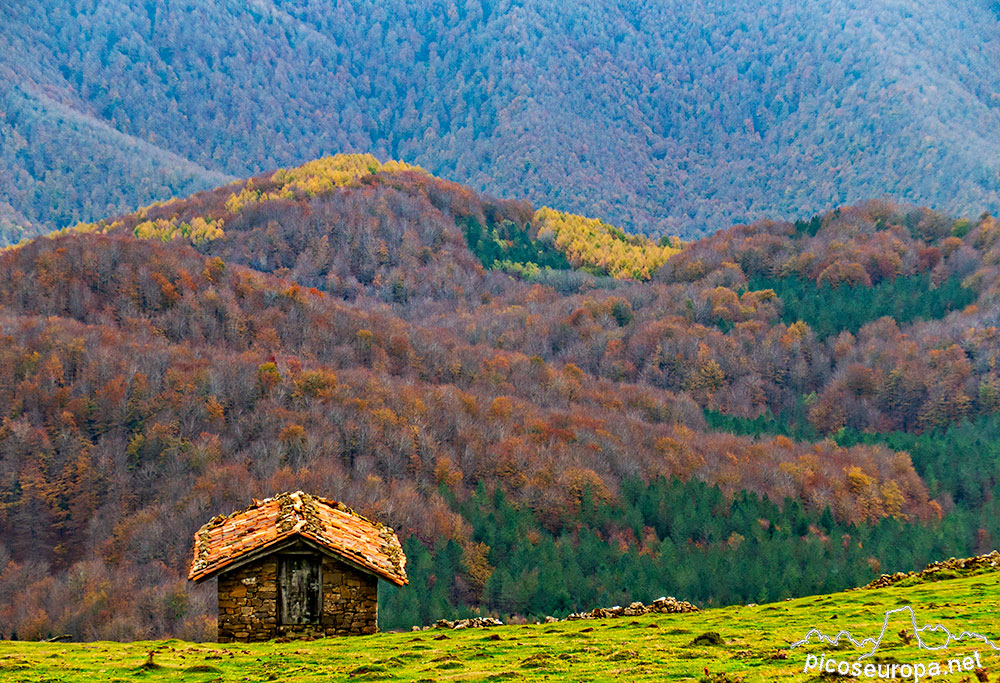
[3,571,998,682]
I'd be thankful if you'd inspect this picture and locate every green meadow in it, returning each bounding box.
[2,570,998,682]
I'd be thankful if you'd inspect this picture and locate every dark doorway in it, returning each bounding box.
[278,554,321,624]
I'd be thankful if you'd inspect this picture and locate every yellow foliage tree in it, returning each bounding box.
[226,154,427,212]
[533,206,680,279]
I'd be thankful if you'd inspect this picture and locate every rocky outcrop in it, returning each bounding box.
[862,550,1000,590]
[410,617,504,631]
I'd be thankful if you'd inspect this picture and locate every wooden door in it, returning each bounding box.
[278,554,321,624]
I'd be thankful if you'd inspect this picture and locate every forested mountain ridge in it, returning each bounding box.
[56,154,678,310]
[2,0,999,244]
[3,156,1000,639]
[0,81,233,242]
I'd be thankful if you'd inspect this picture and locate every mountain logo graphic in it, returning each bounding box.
[790,605,1000,661]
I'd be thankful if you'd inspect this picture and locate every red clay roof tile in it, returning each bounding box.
[187,491,407,586]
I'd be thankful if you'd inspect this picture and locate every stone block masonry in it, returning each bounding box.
[217,553,378,642]
[319,555,378,637]
[218,556,278,642]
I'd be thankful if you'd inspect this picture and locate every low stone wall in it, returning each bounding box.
[217,553,378,642]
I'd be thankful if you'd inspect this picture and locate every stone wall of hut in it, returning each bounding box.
[217,553,378,642]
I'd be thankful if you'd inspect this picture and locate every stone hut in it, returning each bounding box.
[188,491,407,642]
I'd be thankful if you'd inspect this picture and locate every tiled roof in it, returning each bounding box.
[188,491,408,586]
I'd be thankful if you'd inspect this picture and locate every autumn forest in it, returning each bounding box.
[1,156,1000,638]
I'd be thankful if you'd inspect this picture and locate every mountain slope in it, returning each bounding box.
[2,0,999,238]
[0,81,232,245]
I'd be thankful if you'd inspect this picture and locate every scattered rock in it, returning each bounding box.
[464,617,502,629]
[862,550,1000,590]
[432,617,503,630]
[566,596,697,620]
[624,601,646,616]
[407,596,696,633]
